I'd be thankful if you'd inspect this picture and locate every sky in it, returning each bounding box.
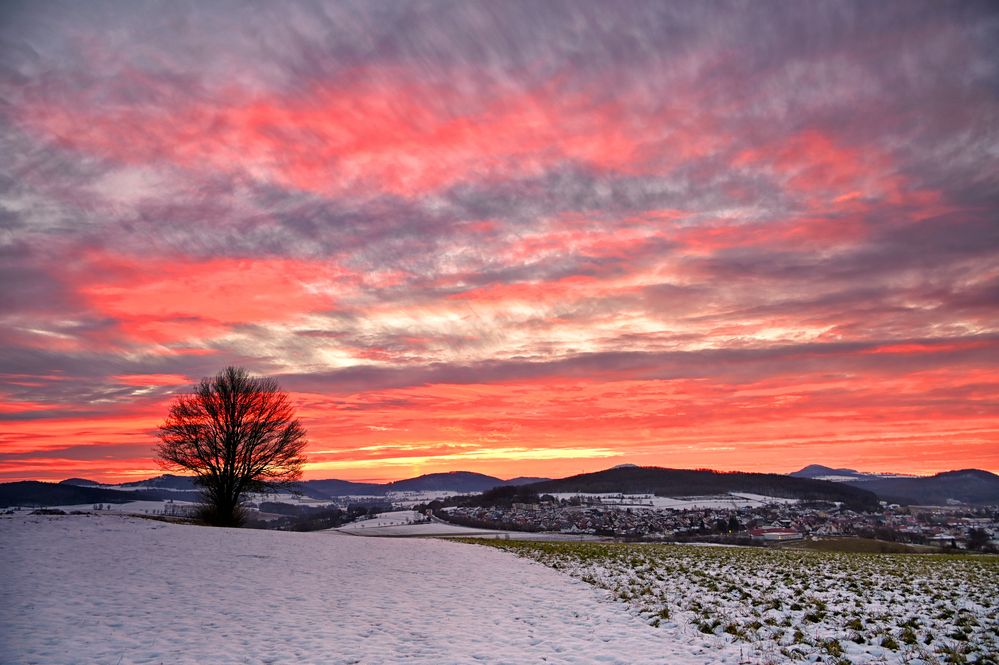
[1,1,997,484]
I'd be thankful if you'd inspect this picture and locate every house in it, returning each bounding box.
[929,534,957,548]
[750,527,802,542]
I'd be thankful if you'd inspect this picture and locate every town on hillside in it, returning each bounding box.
[430,494,999,551]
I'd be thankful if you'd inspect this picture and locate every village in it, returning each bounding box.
[437,495,999,550]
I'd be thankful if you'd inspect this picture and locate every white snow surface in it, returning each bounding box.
[337,509,425,529]
[24,499,197,515]
[336,511,603,540]
[0,515,728,664]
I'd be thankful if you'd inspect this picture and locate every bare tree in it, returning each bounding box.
[156,366,308,526]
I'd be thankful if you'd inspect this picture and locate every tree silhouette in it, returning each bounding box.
[156,366,308,527]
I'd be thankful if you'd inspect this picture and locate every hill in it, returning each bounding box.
[0,481,163,508]
[119,474,198,491]
[59,478,102,487]
[790,464,999,505]
[855,469,999,505]
[297,473,545,498]
[789,464,871,481]
[527,466,881,511]
[504,476,551,486]
[4,471,551,507]
[386,471,508,493]
[298,479,385,498]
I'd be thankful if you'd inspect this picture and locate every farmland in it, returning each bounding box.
[477,540,999,664]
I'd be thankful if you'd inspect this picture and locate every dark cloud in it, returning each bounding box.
[277,334,999,395]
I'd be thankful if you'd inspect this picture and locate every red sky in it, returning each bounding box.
[1,1,997,483]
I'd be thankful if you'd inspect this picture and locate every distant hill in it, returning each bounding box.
[6,470,549,506]
[298,479,385,498]
[386,471,507,493]
[295,473,552,497]
[59,478,102,487]
[0,482,164,508]
[504,476,551,486]
[527,466,881,511]
[296,473,528,497]
[790,465,999,505]
[119,474,198,491]
[789,465,872,481]
[854,469,999,505]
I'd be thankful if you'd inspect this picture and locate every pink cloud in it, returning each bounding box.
[73,252,352,344]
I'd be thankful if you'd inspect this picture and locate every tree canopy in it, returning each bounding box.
[156,366,308,526]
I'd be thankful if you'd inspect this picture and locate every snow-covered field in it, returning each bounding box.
[337,510,603,540]
[7,500,197,516]
[337,509,427,529]
[483,541,999,664]
[384,490,459,507]
[2,514,730,664]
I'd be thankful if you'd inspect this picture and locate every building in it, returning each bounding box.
[750,527,802,542]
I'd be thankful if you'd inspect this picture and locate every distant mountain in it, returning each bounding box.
[119,474,199,491]
[790,465,999,505]
[386,471,506,493]
[527,466,881,511]
[11,471,545,506]
[0,481,166,508]
[789,465,871,481]
[293,473,552,497]
[855,469,999,505]
[504,476,551,486]
[296,473,521,497]
[298,479,385,498]
[59,478,102,487]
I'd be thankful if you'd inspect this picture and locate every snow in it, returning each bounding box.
[337,509,425,529]
[384,490,460,507]
[1,515,731,664]
[15,500,197,516]
[488,540,999,664]
[336,511,603,540]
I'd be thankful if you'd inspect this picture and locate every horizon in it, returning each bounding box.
[10,461,997,487]
[2,2,998,485]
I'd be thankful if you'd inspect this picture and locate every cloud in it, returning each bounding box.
[1,1,997,480]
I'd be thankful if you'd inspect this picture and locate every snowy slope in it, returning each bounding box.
[0,515,734,664]
[336,510,604,539]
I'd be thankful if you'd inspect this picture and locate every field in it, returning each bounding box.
[779,537,943,554]
[335,509,606,540]
[2,515,721,664]
[477,540,999,665]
